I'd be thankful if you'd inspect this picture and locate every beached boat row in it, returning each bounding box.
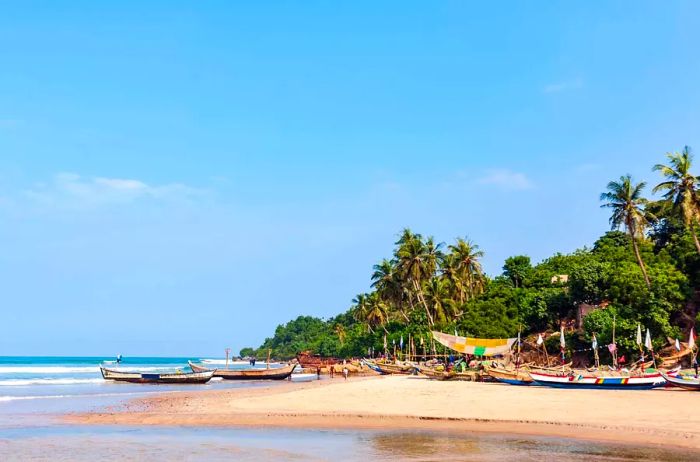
[100,360,297,384]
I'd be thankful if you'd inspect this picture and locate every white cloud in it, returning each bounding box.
[542,78,584,94]
[477,169,533,191]
[24,173,203,207]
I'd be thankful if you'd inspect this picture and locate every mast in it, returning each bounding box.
[612,315,618,368]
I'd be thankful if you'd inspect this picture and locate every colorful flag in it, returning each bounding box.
[592,334,598,350]
[431,331,516,357]
[608,343,617,353]
[644,328,653,350]
[636,324,642,346]
[536,334,544,346]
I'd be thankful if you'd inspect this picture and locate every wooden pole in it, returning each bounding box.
[225,348,231,370]
[612,315,618,368]
[267,349,271,370]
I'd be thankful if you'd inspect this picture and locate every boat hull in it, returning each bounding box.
[529,371,666,390]
[662,373,700,391]
[189,361,296,380]
[100,367,214,384]
[485,366,533,385]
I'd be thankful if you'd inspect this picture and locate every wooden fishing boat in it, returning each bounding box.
[529,371,667,390]
[417,365,455,380]
[363,359,414,375]
[484,366,533,385]
[662,373,700,391]
[100,367,214,384]
[296,351,340,368]
[188,361,296,380]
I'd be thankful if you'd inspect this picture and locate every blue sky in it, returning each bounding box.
[1,2,699,356]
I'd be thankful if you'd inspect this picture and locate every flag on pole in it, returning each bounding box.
[690,328,696,350]
[420,336,424,346]
[517,330,521,345]
[636,324,643,346]
[400,336,404,350]
[675,338,681,351]
[645,328,653,350]
[560,325,566,348]
[608,343,617,353]
[536,334,544,346]
[592,334,598,350]
[455,328,458,337]
[383,334,387,350]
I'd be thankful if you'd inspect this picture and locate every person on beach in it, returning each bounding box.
[329,365,335,378]
[342,366,349,380]
[316,366,321,379]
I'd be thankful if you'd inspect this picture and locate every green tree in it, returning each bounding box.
[448,237,485,302]
[653,146,700,255]
[503,255,532,288]
[600,175,652,288]
[395,230,443,327]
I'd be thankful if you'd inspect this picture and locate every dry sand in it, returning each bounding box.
[69,375,700,449]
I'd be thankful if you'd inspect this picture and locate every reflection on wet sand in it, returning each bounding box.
[2,427,699,462]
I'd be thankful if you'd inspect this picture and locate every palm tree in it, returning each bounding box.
[652,146,700,254]
[366,292,388,332]
[439,253,462,301]
[423,277,455,325]
[600,175,652,288]
[395,231,443,327]
[448,238,485,302]
[351,293,372,332]
[370,259,407,322]
[334,324,346,345]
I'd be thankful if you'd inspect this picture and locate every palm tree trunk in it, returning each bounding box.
[631,237,651,288]
[413,279,434,327]
[691,222,700,255]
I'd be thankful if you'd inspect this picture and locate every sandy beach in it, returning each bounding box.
[68,375,700,450]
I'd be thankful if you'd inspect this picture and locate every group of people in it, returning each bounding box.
[315,363,349,380]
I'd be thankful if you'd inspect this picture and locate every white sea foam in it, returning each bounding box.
[0,378,104,386]
[0,366,101,374]
[201,359,275,366]
[0,366,183,375]
[0,391,151,402]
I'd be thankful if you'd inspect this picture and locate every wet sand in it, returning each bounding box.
[68,375,700,450]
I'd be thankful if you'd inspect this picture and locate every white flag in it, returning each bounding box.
[592,334,598,350]
[690,328,696,350]
[675,338,681,351]
[644,328,653,350]
[536,334,544,346]
[636,324,643,346]
[560,325,566,348]
[455,328,459,337]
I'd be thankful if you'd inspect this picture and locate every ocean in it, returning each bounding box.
[1,356,698,461]
[0,355,276,415]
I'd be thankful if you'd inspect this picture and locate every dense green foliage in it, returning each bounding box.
[251,147,700,363]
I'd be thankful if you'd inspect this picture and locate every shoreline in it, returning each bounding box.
[66,375,700,451]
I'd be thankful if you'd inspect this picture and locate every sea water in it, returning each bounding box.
[1,357,698,461]
[0,356,277,416]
